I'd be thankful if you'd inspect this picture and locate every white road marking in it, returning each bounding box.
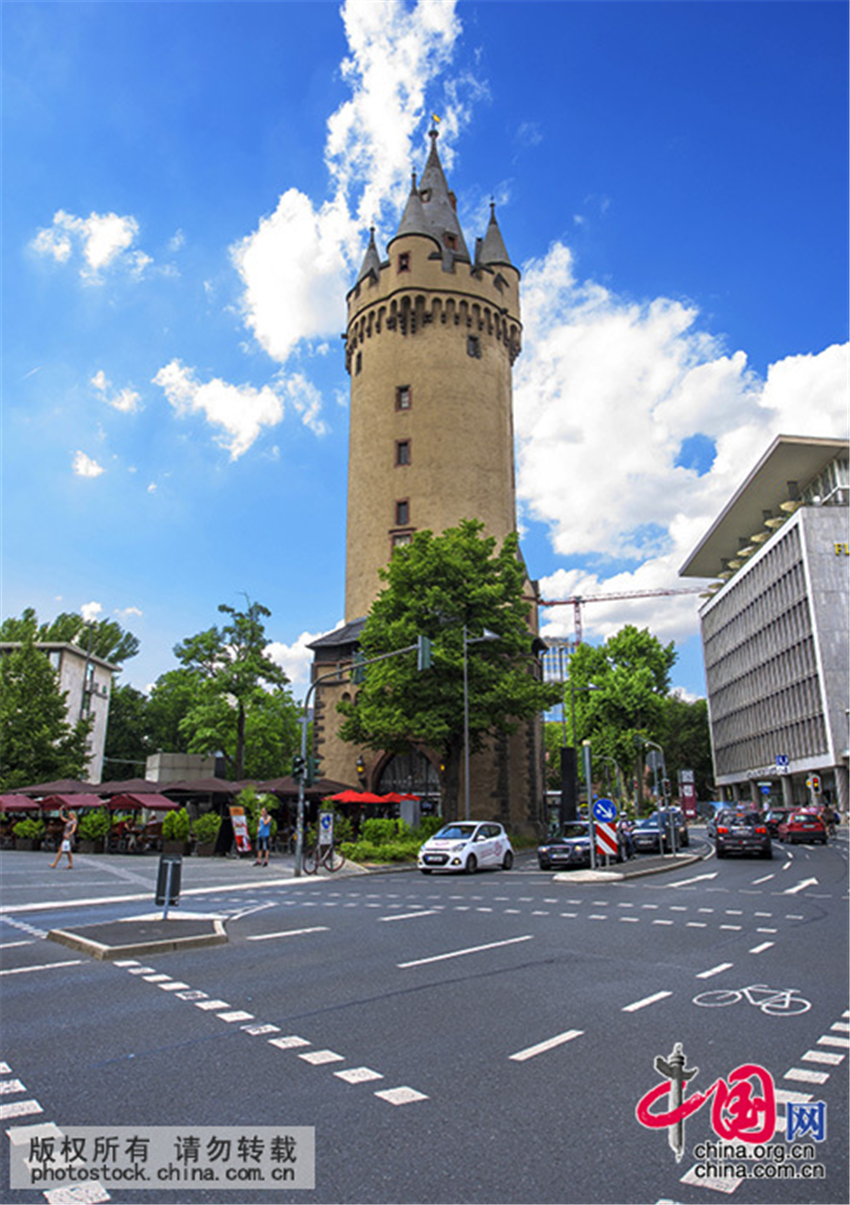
[773,1088,812,1105]
[0,960,82,976]
[194,999,230,1010]
[378,910,439,922]
[269,1035,310,1050]
[0,940,35,949]
[509,1029,584,1062]
[157,981,190,991]
[751,874,775,884]
[246,926,329,941]
[783,877,818,895]
[622,991,672,1012]
[0,1099,42,1120]
[374,1086,428,1105]
[801,1050,844,1065]
[398,934,533,968]
[0,1079,26,1095]
[335,1067,383,1084]
[817,1035,850,1048]
[217,1010,254,1023]
[697,963,734,979]
[784,1067,829,1084]
[299,1050,344,1065]
[749,942,774,954]
[679,1164,740,1194]
[667,872,719,888]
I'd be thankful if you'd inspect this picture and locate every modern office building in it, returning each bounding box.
[308,126,546,829]
[680,434,849,812]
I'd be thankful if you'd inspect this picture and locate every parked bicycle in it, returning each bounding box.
[301,840,345,875]
[692,983,811,1016]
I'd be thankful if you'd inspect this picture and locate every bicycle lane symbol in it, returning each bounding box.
[692,984,811,1016]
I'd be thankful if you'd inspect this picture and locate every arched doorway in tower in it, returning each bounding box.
[376,746,441,815]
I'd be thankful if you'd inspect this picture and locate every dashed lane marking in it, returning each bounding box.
[334,1067,383,1084]
[246,926,329,941]
[696,963,733,979]
[373,1087,428,1106]
[783,1067,830,1085]
[0,960,83,976]
[748,941,774,954]
[378,911,439,922]
[622,991,672,1012]
[509,1029,584,1062]
[398,934,533,968]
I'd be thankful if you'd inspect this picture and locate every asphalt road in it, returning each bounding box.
[1,833,847,1205]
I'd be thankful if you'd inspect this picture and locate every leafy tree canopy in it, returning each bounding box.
[0,607,139,664]
[173,598,292,780]
[0,634,93,789]
[102,683,153,780]
[565,625,677,803]
[338,521,561,819]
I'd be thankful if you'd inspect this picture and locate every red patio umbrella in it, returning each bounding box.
[329,790,386,804]
[0,795,42,812]
[106,793,182,812]
[40,793,105,811]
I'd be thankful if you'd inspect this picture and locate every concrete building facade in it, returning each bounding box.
[0,641,117,783]
[309,128,545,831]
[681,435,849,813]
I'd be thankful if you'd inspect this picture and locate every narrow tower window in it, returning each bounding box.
[395,440,411,466]
[355,351,362,374]
[395,500,410,526]
[396,385,411,411]
[467,335,481,359]
[398,252,410,273]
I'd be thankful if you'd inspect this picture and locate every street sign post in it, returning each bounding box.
[595,821,618,860]
[318,810,335,847]
[592,798,618,824]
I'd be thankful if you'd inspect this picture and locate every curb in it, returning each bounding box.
[47,919,228,961]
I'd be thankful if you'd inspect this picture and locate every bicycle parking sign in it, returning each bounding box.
[318,810,334,847]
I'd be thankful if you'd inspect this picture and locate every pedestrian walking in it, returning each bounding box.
[821,802,837,838]
[254,806,271,866]
[49,807,77,870]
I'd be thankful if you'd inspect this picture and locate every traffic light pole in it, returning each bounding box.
[293,637,432,877]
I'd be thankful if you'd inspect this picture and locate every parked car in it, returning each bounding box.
[418,821,514,874]
[776,811,827,845]
[714,809,772,859]
[537,821,614,870]
[764,807,792,837]
[632,810,689,854]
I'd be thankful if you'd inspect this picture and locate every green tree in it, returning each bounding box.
[338,521,562,820]
[173,599,291,780]
[0,635,93,788]
[146,668,200,754]
[103,683,152,780]
[659,692,714,800]
[0,607,139,664]
[565,625,677,806]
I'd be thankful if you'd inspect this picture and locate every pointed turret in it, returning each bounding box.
[355,226,381,285]
[480,200,513,269]
[395,172,430,241]
[417,127,470,267]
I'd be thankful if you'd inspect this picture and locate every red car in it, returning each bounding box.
[776,810,827,845]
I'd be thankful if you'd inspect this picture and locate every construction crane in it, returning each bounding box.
[538,586,706,645]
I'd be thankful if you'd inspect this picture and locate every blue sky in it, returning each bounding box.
[3,0,847,702]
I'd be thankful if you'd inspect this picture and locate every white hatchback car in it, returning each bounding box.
[418,821,514,874]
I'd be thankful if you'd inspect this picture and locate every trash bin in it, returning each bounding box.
[155,853,182,906]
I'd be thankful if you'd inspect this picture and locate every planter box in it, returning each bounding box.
[14,838,41,852]
[194,841,216,857]
[78,839,104,854]
[162,840,192,856]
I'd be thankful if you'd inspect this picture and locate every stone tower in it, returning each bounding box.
[344,127,522,620]
[309,128,544,832]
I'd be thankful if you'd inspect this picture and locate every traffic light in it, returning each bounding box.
[811,774,821,794]
[417,634,432,671]
[305,754,323,786]
[291,755,306,781]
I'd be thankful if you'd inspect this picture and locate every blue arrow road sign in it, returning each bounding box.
[593,798,617,823]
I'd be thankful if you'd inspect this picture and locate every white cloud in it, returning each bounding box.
[231,0,468,366]
[152,359,285,460]
[116,606,144,619]
[277,372,328,437]
[32,210,150,282]
[91,369,142,414]
[80,601,103,623]
[516,239,849,643]
[72,450,105,478]
[266,629,336,697]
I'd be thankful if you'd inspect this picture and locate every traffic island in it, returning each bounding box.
[47,916,228,961]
